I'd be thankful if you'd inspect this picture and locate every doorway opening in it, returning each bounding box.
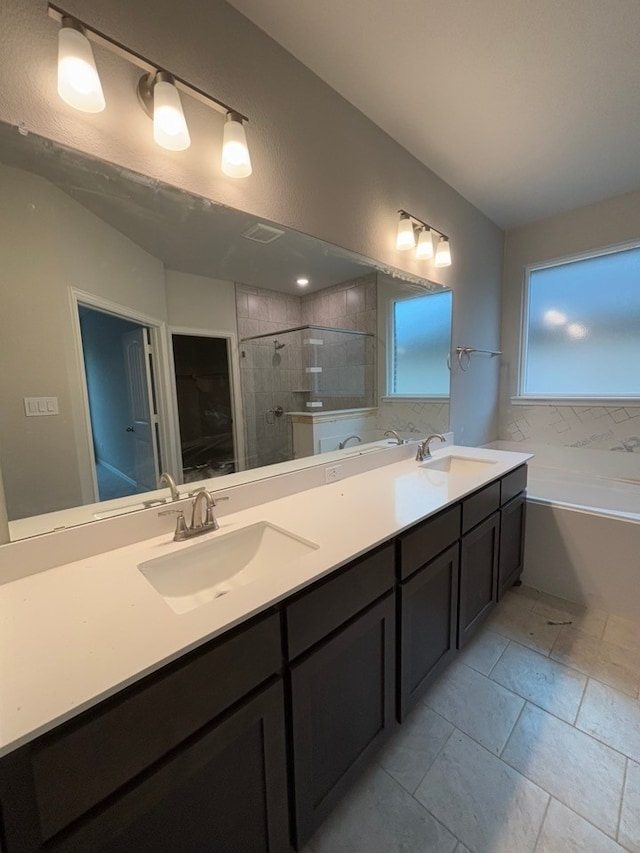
[171,334,236,483]
[78,305,162,502]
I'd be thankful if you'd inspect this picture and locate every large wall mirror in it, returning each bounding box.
[0,121,452,540]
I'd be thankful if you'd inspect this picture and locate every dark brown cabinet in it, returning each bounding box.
[286,543,396,848]
[398,543,459,719]
[498,491,527,599]
[0,612,289,853]
[458,512,500,648]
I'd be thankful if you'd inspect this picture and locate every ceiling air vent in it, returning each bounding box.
[241,222,285,244]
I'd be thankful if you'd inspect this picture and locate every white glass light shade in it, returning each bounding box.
[396,215,415,250]
[57,25,105,113]
[434,236,452,267]
[415,228,434,260]
[222,113,252,178]
[153,80,191,151]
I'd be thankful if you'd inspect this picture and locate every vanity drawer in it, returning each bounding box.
[397,504,461,581]
[286,542,395,660]
[31,611,282,841]
[461,480,501,534]
[501,465,527,505]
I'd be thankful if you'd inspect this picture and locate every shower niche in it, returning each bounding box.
[240,325,376,469]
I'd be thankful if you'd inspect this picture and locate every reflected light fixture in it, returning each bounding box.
[396,210,452,267]
[57,17,105,113]
[137,72,191,151]
[296,277,309,287]
[49,3,252,175]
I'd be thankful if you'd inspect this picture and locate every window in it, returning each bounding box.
[520,244,640,399]
[388,290,452,397]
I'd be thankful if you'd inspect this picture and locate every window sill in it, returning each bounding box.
[382,395,449,404]
[511,396,640,407]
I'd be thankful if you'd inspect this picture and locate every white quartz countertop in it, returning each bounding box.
[0,445,531,757]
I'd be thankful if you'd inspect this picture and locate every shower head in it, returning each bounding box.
[273,340,286,350]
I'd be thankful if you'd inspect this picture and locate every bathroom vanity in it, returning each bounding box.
[0,447,529,852]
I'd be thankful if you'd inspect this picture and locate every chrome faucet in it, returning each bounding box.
[159,490,223,541]
[159,471,180,501]
[339,434,362,449]
[415,433,446,462]
[384,429,402,445]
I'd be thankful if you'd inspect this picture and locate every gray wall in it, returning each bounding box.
[0,0,504,449]
[499,188,640,452]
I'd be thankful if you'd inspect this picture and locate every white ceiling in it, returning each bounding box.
[227,0,640,228]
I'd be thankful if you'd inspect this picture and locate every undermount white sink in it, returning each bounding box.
[422,455,499,476]
[139,522,319,615]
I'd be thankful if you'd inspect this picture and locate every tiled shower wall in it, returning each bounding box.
[499,402,640,454]
[235,274,376,469]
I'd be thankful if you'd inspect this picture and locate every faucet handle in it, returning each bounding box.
[158,508,188,540]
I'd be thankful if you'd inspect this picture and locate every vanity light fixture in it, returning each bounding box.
[395,212,416,250]
[415,227,434,260]
[396,210,452,267]
[222,112,252,177]
[48,3,252,175]
[57,18,105,113]
[434,235,452,268]
[137,72,191,151]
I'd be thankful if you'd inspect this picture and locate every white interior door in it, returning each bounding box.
[123,328,160,490]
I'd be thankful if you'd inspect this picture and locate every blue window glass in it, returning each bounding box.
[392,291,451,396]
[523,245,640,397]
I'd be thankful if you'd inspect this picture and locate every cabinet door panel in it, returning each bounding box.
[397,505,460,581]
[399,544,459,719]
[32,612,281,841]
[459,513,499,647]
[290,594,395,846]
[46,681,289,853]
[499,492,527,598]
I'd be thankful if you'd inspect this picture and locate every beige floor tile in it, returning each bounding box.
[490,641,587,724]
[486,601,562,656]
[457,628,509,675]
[533,592,607,639]
[551,627,640,697]
[423,661,524,754]
[604,614,640,655]
[454,844,472,853]
[502,703,626,837]
[377,703,453,793]
[307,763,457,853]
[503,585,541,609]
[535,798,626,852]
[577,679,640,763]
[619,760,640,853]
[415,730,549,853]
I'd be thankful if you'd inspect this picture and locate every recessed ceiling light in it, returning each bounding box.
[296,277,309,286]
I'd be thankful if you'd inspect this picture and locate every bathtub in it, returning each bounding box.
[488,441,640,622]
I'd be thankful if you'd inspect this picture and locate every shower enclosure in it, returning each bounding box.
[240,324,376,469]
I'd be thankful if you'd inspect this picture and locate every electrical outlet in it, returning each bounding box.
[325,464,342,484]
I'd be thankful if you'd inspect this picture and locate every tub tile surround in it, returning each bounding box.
[0,444,529,757]
[305,587,640,852]
[500,402,640,454]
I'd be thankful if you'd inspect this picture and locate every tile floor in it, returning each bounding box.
[303,586,640,853]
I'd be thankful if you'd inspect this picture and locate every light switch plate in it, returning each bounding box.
[24,397,59,416]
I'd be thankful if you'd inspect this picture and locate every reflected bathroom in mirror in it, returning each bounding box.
[0,121,452,539]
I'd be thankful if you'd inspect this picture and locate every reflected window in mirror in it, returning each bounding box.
[386,290,452,399]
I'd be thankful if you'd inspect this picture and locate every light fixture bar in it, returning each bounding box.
[48,3,248,122]
[397,209,449,242]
